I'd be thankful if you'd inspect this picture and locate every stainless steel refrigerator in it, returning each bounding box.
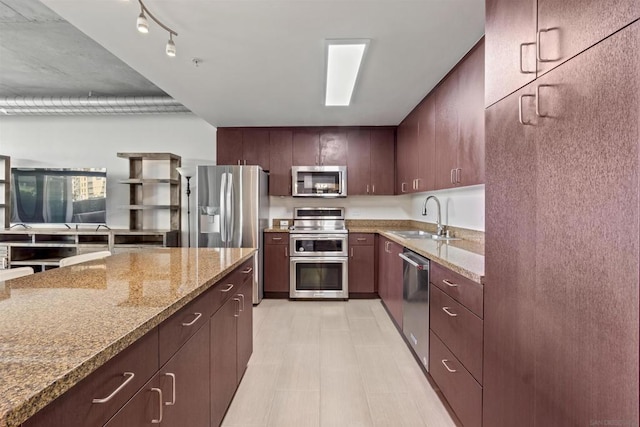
[197,165,269,304]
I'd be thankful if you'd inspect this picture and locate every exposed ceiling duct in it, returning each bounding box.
[0,96,190,115]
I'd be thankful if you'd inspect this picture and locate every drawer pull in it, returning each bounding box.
[442,279,457,287]
[92,372,135,404]
[181,312,202,327]
[350,248,354,257]
[164,373,176,406]
[238,293,245,311]
[241,267,253,274]
[221,284,234,293]
[356,237,367,241]
[271,237,283,241]
[441,359,457,373]
[233,298,241,317]
[151,387,163,423]
[442,307,458,317]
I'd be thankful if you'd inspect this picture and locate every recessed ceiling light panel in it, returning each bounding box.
[325,39,369,106]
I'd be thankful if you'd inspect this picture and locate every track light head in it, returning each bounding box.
[166,34,176,57]
[136,11,149,33]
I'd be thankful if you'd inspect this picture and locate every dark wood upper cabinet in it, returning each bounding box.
[292,129,320,166]
[369,128,395,195]
[269,130,293,196]
[346,129,371,196]
[434,71,459,190]
[457,40,485,187]
[320,130,347,165]
[242,129,270,170]
[415,97,436,192]
[217,128,244,166]
[396,110,419,194]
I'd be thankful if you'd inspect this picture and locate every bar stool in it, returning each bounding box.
[59,251,112,267]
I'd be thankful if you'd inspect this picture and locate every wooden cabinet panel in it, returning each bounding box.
[242,129,270,170]
[264,235,289,294]
[269,130,292,196]
[430,331,482,427]
[377,236,390,302]
[415,97,436,192]
[210,296,238,427]
[537,0,640,76]
[457,40,485,187]
[349,233,375,246]
[430,285,483,384]
[430,261,483,319]
[532,24,639,426]
[159,324,210,427]
[292,130,320,166]
[320,130,347,165]
[484,84,537,427]
[386,240,404,328]
[236,280,253,382]
[347,129,371,195]
[159,290,212,366]
[217,128,243,166]
[348,244,375,294]
[24,329,159,427]
[396,111,419,194]
[434,72,459,190]
[369,128,395,195]
[103,376,161,427]
[395,120,409,194]
[485,0,537,107]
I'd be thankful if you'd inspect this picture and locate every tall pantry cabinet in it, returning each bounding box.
[484,5,639,427]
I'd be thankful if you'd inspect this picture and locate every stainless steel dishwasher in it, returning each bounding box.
[399,250,430,370]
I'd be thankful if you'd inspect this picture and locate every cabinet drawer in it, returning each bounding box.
[159,290,213,366]
[24,329,159,427]
[431,261,483,318]
[429,331,482,427]
[430,284,483,383]
[211,259,253,314]
[349,233,374,246]
[264,233,289,245]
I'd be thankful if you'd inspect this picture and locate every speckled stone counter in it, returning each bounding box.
[0,247,256,427]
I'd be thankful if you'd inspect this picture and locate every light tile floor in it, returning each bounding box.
[222,299,456,427]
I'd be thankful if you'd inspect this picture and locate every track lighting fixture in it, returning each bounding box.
[135,0,178,57]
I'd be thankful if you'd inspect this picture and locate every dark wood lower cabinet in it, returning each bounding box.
[264,233,290,296]
[348,234,376,295]
[377,236,403,328]
[103,376,162,427]
[236,280,253,382]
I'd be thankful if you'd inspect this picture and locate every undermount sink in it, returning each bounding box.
[388,230,461,241]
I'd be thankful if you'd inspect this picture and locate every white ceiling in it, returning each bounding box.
[40,0,485,127]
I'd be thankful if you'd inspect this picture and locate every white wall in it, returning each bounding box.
[0,114,217,245]
[409,185,485,231]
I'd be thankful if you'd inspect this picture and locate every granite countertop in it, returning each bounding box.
[0,247,256,427]
[265,225,484,284]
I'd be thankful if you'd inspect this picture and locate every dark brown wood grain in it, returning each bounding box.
[242,129,270,170]
[430,284,483,384]
[431,261,484,319]
[434,71,459,190]
[346,129,371,195]
[268,130,292,196]
[415,96,436,192]
[319,130,347,166]
[216,128,243,165]
[236,280,253,382]
[210,297,238,427]
[369,128,396,195]
[103,376,160,427]
[292,129,320,166]
[264,234,290,294]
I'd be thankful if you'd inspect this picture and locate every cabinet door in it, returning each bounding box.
[456,40,485,187]
[537,0,640,76]
[483,84,537,427]
[217,128,243,166]
[485,0,537,107]
[242,129,270,170]
[348,244,375,294]
[415,97,436,192]
[387,241,404,328]
[210,296,239,427]
[264,242,289,294]
[377,237,390,301]
[395,120,411,194]
[159,324,210,427]
[369,128,396,195]
[434,72,459,190]
[292,130,320,166]
[320,130,347,166]
[268,130,292,196]
[236,280,253,382]
[103,376,162,427]
[533,23,639,425]
[347,129,371,195]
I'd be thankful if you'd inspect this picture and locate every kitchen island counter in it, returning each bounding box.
[0,247,256,427]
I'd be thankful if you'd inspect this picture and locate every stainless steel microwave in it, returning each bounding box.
[291,166,347,197]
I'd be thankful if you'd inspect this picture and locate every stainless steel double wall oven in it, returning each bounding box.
[289,207,348,299]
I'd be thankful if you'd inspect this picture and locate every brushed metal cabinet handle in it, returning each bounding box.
[181,312,202,327]
[356,237,367,241]
[441,359,457,373]
[442,279,458,287]
[271,237,282,241]
[284,246,288,257]
[233,298,241,317]
[350,248,354,257]
[366,184,370,194]
[221,284,234,293]
[238,294,245,311]
[519,94,535,125]
[537,28,554,62]
[92,372,135,404]
[401,182,407,193]
[450,169,455,184]
[241,267,253,274]
[456,168,461,184]
[372,184,375,193]
[151,388,163,423]
[535,84,552,117]
[164,373,176,406]
[442,307,458,317]
[519,42,536,74]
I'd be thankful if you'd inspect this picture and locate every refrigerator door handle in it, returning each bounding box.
[226,173,234,244]
[220,172,228,243]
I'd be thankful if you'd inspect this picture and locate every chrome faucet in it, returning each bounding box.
[422,195,445,236]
